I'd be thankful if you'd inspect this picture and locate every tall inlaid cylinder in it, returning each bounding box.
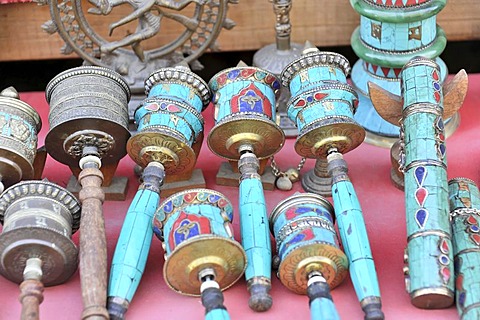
[153,189,246,319]
[400,57,453,308]
[270,193,347,319]
[349,0,450,141]
[0,88,42,190]
[448,178,480,319]
[109,66,210,319]
[207,63,285,311]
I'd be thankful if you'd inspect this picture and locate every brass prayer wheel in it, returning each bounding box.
[0,180,81,285]
[45,66,131,172]
[0,180,80,320]
[45,66,131,320]
[0,87,42,192]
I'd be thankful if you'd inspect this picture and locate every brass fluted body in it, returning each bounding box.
[0,180,81,320]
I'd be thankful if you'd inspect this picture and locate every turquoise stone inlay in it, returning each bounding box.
[310,297,340,320]
[449,178,480,319]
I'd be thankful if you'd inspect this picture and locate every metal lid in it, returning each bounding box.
[0,87,42,132]
[281,51,351,88]
[0,180,81,232]
[46,66,131,103]
[145,67,211,109]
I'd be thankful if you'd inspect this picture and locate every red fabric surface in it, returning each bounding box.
[1,75,479,319]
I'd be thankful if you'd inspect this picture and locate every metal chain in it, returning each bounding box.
[269,156,306,178]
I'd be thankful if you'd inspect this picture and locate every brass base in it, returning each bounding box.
[67,175,129,201]
[278,243,348,295]
[163,236,247,296]
[215,161,276,191]
[410,287,454,309]
[364,112,461,148]
[295,118,365,158]
[207,115,285,161]
[0,228,78,286]
[161,169,206,198]
[301,159,332,197]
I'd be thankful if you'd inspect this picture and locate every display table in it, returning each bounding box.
[0,74,478,319]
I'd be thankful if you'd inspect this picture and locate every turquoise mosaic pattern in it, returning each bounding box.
[449,178,480,319]
[240,178,271,280]
[350,0,448,138]
[108,188,161,303]
[331,180,381,301]
[360,16,436,51]
[310,297,340,320]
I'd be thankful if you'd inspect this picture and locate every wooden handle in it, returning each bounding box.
[19,279,44,320]
[78,167,109,320]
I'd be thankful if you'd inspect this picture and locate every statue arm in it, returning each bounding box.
[108,0,157,35]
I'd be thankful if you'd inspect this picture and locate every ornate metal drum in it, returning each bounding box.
[153,189,246,295]
[0,87,42,191]
[448,178,480,319]
[281,50,364,158]
[0,180,81,285]
[270,192,348,294]
[127,66,210,174]
[207,64,284,160]
[45,66,131,168]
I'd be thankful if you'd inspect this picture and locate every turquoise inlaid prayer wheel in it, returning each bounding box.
[207,64,284,160]
[400,57,454,308]
[207,62,285,312]
[127,66,211,173]
[270,193,348,294]
[349,0,452,144]
[281,50,364,159]
[270,193,347,320]
[448,178,480,319]
[153,189,246,319]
